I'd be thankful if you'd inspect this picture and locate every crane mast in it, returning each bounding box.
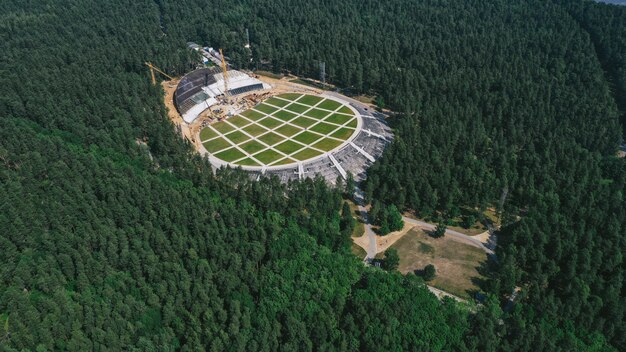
[144,62,174,85]
[219,48,229,98]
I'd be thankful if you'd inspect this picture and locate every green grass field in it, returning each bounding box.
[275,140,305,155]
[293,131,323,145]
[203,137,231,153]
[227,115,250,128]
[265,97,291,107]
[273,110,297,121]
[291,116,317,128]
[337,105,353,114]
[258,132,284,146]
[199,128,217,141]
[201,94,360,167]
[255,103,279,115]
[277,93,301,100]
[241,109,265,121]
[253,149,284,164]
[237,157,261,166]
[240,140,266,154]
[242,124,269,137]
[275,124,301,137]
[304,108,330,120]
[224,130,249,144]
[330,128,354,140]
[317,99,342,111]
[212,121,235,134]
[310,122,337,135]
[312,138,343,151]
[324,114,352,125]
[258,117,283,129]
[214,147,246,162]
[292,148,322,160]
[297,95,324,106]
[285,103,310,114]
[271,157,297,166]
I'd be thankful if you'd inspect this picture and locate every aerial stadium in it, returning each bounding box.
[164,43,392,183]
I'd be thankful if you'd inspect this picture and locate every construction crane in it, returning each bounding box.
[145,62,174,85]
[219,48,229,98]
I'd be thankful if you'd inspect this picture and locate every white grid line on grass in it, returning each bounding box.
[201,94,359,167]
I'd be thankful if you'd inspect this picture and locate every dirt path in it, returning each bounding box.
[352,188,377,261]
[402,217,494,255]
[427,285,466,302]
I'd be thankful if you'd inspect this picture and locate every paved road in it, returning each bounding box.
[402,217,494,255]
[353,188,377,261]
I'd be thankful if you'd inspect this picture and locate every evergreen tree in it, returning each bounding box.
[432,222,447,238]
[383,249,400,271]
[387,204,404,232]
[423,264,436,281]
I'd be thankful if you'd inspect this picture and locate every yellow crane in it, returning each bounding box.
[219,48,229,98]
[145,62,174,85]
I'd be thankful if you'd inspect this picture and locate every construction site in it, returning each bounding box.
[150,44,393,184]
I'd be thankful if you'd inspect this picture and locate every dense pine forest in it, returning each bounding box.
[1,0,624,351]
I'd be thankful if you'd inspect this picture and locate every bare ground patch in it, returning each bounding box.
[383,228,487,299]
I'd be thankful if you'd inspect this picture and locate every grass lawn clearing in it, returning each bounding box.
[277,93,301,100]
[312,138,343,151]
[252,149,284,164]
[337,105,353,114]
[254,103,279,115]
[351,242,367,258]
[387,228,487,299]
[273,109,298,121]
[304,108,330,120]
[227,115,249,128]
[292,148,322,160]
[291,116,317,128]
[297,95,324,106]
[237,157,261,166]
[211,121,235,134]
[324,114,352,125]
[270,157,297,166]
[214,147,246,162]
[240,109,265,121]
[242,124,269,137]
[224,130,249,145]
[310,122,338,135]
[285,103,310,114]
[203,137,232,153]
[346,118,358,128]
[317,99,342,111]
[258,117,283,129]
[293,131,323,145]
[275,140,305,155]
[275,124,302,137]
[330,127,354,140]
[258,132,284,146]
[265,97,291,107]
[239,140,266,154]
[199,128,218,141]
